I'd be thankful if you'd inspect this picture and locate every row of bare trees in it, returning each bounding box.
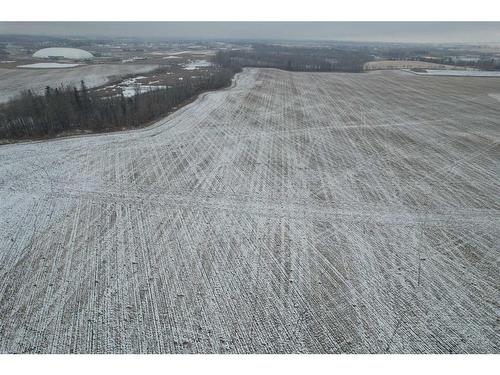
[215,44,372,72]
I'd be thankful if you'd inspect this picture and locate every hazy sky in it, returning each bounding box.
[0,22,499,43]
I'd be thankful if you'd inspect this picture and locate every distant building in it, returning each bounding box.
[32,47,94,60]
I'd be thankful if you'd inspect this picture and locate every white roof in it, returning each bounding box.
[33,47,94,60]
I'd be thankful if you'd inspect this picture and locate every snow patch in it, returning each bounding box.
[183,60,212,70]
[122,57,147,63]
[488,93,500,102]
[121,85,169,97]
[17,63,81,69]
[168,51,192,56]
[100,75,169,98]
[406,69,500,77]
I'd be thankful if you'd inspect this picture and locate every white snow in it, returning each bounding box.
[183,60,212,70]
[168,51,192,55]
[17,63,81,69]
[100,75,168,97]
[0,64,158,103]
[0,68,498,353]
[121,76,147,85]
[488,93,500,102]
[168,50,214,56]
[406,69,500,77]
[122,57,146,63]
[121,85,169,97]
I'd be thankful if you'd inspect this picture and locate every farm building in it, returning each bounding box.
[32,47,94,60]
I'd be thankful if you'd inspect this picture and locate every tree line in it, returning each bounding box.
[215,44,373,72]
[0,67,239,141]
[418,56,500,71]
[0,43,8,58]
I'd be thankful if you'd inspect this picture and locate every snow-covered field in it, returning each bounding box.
[0,68,498,353]
[168,50,215,56]
[405,69,500,77]
[17,62,81,69]
[0,64,158,103]
[489,93,500,102]
[364,60,460,71]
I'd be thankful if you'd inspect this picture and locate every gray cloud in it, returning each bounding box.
[0,22,499,43]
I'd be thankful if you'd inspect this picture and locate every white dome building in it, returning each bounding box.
[33,47,94,60]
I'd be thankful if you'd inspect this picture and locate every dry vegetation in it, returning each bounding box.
[0,68,498,353]
[364,60,461,71]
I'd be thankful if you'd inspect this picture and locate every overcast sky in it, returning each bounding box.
[0,22,499,43]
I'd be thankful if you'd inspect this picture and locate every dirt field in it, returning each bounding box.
[0,64,158,103]
[0,68,498,353]
[364,60,461,71]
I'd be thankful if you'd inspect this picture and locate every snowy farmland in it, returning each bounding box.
[0,64,158,103]
[405,69,500,77]
[364,60,460,71]
[0,68,498,353]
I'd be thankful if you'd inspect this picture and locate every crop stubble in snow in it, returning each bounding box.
[0,68,498,353]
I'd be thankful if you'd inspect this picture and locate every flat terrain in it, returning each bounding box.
[0,64,158,103]
[0,68,498,353]
[406,69,500,77]
[364,60,461,71]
